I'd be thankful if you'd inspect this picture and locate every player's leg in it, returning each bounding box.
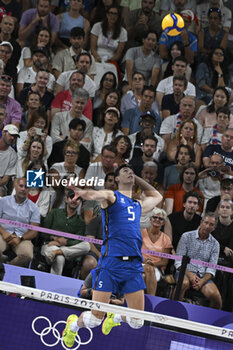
[78,290,112,327]
[123,289,145,329]
[63,291,111,347]
[200,281,222,309]
[102,267,146,335]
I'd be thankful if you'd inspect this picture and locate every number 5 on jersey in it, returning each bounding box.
[127,206,135,221]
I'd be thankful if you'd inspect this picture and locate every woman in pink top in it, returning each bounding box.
[141,208,173,296]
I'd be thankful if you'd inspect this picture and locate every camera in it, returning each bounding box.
[34,127,44,136]
[207,170,220,178]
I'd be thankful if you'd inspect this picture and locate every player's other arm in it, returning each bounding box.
[71,188,116,205]
[135,176,163,214]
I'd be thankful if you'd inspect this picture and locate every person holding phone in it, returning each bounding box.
[17,110,52,163]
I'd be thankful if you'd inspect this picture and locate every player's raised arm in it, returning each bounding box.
[135,176,163,214]
[70,187,115,205]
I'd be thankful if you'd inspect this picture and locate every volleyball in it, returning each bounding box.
[162,13,185,36]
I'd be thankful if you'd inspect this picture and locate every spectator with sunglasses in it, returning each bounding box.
[141,208,173,296]
[50,140,86,180]
[40,188,90,276]
[0,75,21,129]
[90,5,127,64]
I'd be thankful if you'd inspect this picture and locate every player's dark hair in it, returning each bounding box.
[114,164,134,178]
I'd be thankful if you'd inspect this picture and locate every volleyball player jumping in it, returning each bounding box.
[63,164,162,347]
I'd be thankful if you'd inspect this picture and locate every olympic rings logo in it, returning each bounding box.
[32,316,93,349]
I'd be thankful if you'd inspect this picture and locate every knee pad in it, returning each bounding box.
[126,316,144,329]
[83,311,103,328]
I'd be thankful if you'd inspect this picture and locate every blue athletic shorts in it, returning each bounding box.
[91,256,146,295]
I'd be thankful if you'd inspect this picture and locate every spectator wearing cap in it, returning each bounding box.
[0,41,17,86]
[91,107,123,162]
[130,135,158,177]
[0,16,21,73]
[0,124,19,196]
[121,85,161,135]
[19,0,59,47]
[0,75,21,128]
[48,118,90,171]
[55,52,96,99]
[17,47,55,98]
[159,9,197,65]
[51,70,92,120]
[128,111,164,162]
[52,26,96,81]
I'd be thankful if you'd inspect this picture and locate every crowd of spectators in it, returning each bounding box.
[0,0,233,311]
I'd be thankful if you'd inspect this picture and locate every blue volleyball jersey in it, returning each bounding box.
[101,191,142,259]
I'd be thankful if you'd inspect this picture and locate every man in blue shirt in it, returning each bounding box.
[121,85,161,135]
[62,164,162,347]
[174,213,222,309]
